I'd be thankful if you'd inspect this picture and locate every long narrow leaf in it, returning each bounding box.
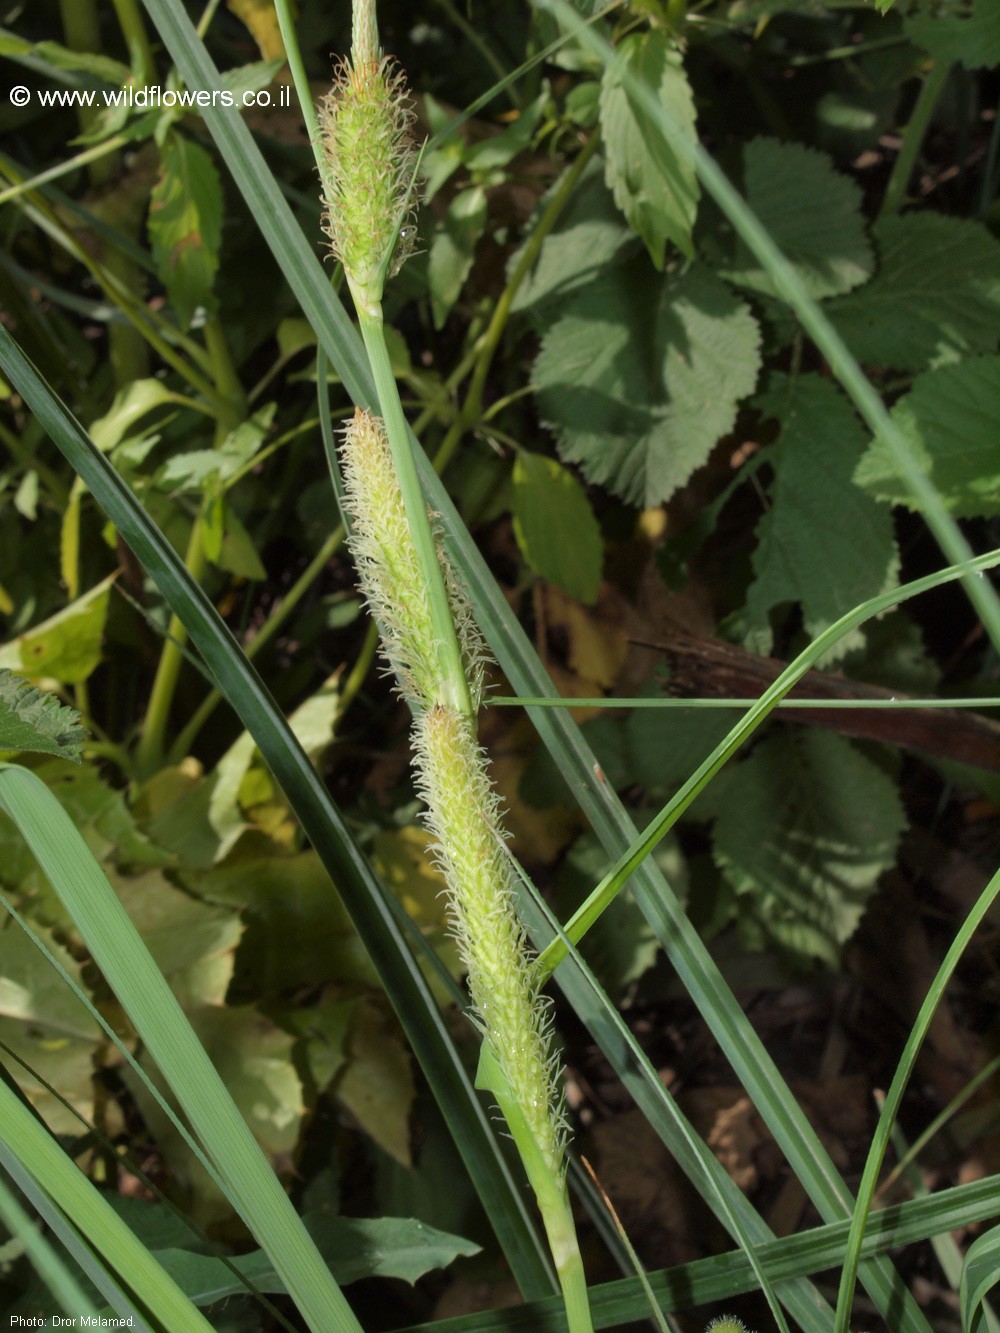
[0,763,362,1333]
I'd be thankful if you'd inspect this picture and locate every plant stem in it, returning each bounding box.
[274,0,321,149]
[355,305,473,715]
[135,512,208,775]
[111,0,156,84]
[879,59,951,219]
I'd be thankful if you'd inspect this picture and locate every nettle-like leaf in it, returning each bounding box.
[903,0,1000,69]
[533,258,761,507]
[713,731,906,965]
[512,451,603,604]
[746,375,898,659]
[148,133,224,330]
[854,355,1000,517]
[599,29,699,266]
[826,214,1000,371]
[0,669,86,761]
[712,138,872,300]
[510,158,635,318]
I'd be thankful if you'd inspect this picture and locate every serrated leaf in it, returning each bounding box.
[713,731,906,965]
[151,1214,479,1304]
[533,259,761,506]
[854,355,1000,517]
[512,451,602,604]
[148,134,224,330]
[904,0,1000,69]
[715,138,872,299]
[826,214,1000,371]
[427,186,488,329]
[510,157,635,317]
[746,375,898,658]
[599,30,699,265]
[0,669,86,761]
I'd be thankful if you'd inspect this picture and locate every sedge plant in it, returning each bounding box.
[317,4,592,1327]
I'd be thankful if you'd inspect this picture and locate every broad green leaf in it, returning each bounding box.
[335,997,415,1167]
[428,186,488,329]
[215,504,266,581]
[148,133,224,330]
[713,138,872,299]
[854,355,1000,518]
[13,470,38,520]
[962,1222,1000,1333]
[0,31,129,83]
[158,404,274,493]
[533,259,761,506]
[599,30,699,265]
[904,0,1000,69]
[0,921,104,1133]
[0,670,86,761]
[713,731,906,965]
[512,451,602,604]
[746,375,898,658]
[826,214,1000,371]
[152,1214,480,1305]
[89,379,177,452]
[463,94,546,172]
[0,575,115,685]
[510,157,635,317]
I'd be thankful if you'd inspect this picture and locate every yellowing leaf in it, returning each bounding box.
[227,0,287,62]
[337,998,414,1167]
[0,574,116,685]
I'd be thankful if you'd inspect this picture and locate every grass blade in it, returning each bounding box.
[0,763,362,1333]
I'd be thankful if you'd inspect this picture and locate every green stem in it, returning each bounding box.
[134,512,208,775]
[356,303,472,715]
[111,0,156,84]
[274,0,321,152]
[879,59,951,219]
[203,317,247,434]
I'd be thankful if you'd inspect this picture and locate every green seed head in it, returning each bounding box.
[318,41,417,309]
[705,1319,753,1332]
[341,409,486,710]
[416,704,567,1179]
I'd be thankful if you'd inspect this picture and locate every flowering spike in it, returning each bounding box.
[340,409,485,710]
[416,704,567,1180]
[318,16,417,309]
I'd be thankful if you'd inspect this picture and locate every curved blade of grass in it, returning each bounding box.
[833,861,1000,1330]
[0,762,363,1333]
[392,1171,1000,1332]
[129,1,926,1320]
[535,548,1000,982]
[0,1075,212,1330]
[537,0,1000,657]
[0,325,556,1303]
[0,1167,95,1317]
[962,1224,1000,1333]
[0,1143,153,1329]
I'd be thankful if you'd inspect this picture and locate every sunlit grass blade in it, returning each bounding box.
[0,762,362,1333]
[0,1075,212,1330]
[0,1167,96,1318]
[962,1223,1000,1333]
[833,861,1000,1329]
[0,324,557,1302]
[0,1143,154,1328]
[391,1171,1000,1331]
